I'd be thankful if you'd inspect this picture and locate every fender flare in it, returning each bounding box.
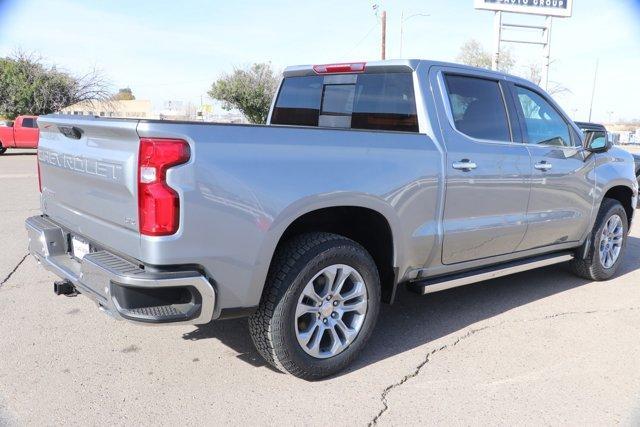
[245,193,405,307]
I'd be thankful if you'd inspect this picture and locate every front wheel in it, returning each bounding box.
[248,232,380,380]
[0,145,6,155]
[571,198,628,281]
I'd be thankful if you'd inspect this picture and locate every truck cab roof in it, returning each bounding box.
[283,59,535,86]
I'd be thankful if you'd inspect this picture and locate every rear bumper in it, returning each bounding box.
[25,215,216,325]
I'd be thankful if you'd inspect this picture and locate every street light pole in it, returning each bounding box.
[399,12,430,58]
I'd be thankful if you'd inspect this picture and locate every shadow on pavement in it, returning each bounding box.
[182,316,275,370]
[0,151,37,156]
[183,236,640,378]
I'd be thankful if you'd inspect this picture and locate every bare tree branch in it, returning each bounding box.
[0,50,112,119]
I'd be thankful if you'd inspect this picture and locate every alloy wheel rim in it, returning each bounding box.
[599,214,624,269]
[294,264,368,359]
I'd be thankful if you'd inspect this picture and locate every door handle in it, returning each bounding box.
[452,159,477,171]
[534,161,553,171]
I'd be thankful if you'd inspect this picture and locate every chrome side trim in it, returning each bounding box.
[410,252,574,295]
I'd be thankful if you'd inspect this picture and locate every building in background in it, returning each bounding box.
[209,112,247,124]
[605,123,640,145]
[59,99,248,124]
[157,100,193,121]
[60,100,153,118]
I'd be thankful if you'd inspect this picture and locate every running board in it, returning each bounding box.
[408,252,575,295]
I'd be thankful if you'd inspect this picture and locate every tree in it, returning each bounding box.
[208,63,278,124]
[456,39,514,73]
[0,52,110,119]
[112,87,135,101]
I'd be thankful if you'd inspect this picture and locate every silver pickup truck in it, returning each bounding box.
[26,60,638,379]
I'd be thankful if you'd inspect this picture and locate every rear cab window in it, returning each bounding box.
[22,118,37,128]
[271,72,419,132]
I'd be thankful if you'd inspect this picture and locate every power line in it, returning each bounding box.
[341,21,379,59]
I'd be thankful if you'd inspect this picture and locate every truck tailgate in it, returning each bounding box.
[37,116,141,258]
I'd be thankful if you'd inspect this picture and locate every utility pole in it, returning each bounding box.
[381,10,387,60]
[588,59,599,122]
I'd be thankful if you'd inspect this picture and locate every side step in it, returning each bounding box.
[408,252,574,295]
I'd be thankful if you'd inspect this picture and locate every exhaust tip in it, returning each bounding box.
[53,280,77,296]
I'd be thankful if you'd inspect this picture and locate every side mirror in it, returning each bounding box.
[584,131,612,153]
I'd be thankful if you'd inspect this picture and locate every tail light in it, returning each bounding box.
[138,138,190,236]
[313,62,366,74]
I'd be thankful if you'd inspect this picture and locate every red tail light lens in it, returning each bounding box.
[313,62,366,74]
[138,138,190,236]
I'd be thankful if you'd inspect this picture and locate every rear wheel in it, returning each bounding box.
[0,143,6,155]
[571,198,628,281]
[248,232,380,380]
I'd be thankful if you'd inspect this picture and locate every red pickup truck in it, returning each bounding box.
[0,115,39,154]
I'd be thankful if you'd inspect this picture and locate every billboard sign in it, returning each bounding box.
[474,0,573,17]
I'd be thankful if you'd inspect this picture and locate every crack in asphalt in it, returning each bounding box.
[0,254,28,288]
[368,325,492,426]
[368,306,640,426]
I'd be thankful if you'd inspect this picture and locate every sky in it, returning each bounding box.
[0,0,639,122]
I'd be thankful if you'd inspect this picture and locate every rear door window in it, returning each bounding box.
[271,72,418,132]
[444,75,511,142]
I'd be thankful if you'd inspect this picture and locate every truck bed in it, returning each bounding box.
[36,115,442,311]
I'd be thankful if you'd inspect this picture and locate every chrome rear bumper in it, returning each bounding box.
[25,215,216,325]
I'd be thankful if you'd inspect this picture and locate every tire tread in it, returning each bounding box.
[248,232,378,379]
[570,198,628,281]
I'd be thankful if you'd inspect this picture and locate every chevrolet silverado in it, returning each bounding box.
[26,60,638,379]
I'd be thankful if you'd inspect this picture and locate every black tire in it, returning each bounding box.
[570,198,628,281]
[0,145,6,155]
[248,232,381,380]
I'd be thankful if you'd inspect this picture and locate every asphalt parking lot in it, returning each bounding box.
[1,149,639,425]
